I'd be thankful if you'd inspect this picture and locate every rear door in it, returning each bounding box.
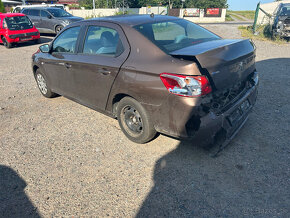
[67,22,130,110]
[26,9,41,28]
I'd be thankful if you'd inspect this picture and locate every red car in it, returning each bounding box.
[0,13,40,48]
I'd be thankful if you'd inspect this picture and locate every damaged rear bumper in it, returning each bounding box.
[150,72,259,146]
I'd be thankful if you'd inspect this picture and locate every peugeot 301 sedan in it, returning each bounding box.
[32,15,259,145]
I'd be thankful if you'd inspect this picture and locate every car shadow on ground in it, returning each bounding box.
[0,165,41,218]
[136,58,290,217]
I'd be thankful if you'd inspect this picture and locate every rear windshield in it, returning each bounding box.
[47,8,72,17]
[134,19,220,53]
[4,16,33,31]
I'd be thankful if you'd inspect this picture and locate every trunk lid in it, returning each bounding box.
[170,39,256,90]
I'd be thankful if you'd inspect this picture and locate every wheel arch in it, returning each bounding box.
[111,93,136,117]
[33,65,39,75]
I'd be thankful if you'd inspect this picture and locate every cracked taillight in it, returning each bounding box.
[160,73,212,97]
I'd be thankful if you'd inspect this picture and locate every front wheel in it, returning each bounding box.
[35,70,56,98]
[117,97,157,144]
[34,38,41,44]
[55,25,63,34]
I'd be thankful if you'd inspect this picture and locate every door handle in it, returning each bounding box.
[99,68,111,75]
[65,63,72,69]
[59,63,72,69]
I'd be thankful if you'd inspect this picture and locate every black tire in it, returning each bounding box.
[55,25,63,34]
[34,69,56,98]
[117,97,157,144]
[2,36,12,49]
[34,38,41,44]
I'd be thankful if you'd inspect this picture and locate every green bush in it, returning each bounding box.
[239,24,286,43]
[114,10,129,16]
[0,0,6,13]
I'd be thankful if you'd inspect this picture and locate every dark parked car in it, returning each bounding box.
[21,7,83,34]
[32,15,259,145]
[271,3,290,38]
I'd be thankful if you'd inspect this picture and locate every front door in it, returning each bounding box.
[67,23,130,110]
[39,10,54,33]
[41,26,81,97]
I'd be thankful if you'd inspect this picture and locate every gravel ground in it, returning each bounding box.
[0,25,289,217]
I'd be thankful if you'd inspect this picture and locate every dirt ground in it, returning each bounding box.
[0,25,289,217]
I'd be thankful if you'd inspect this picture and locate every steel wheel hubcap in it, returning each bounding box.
[123,106,143,134]
[56,26,62,33]
[36,74,48,94]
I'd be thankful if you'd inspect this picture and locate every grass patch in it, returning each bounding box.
[227,12,246,21]
[238,25,287,44]
[228,10,255,20]
[225,13,234,21]
[234,11,255,20]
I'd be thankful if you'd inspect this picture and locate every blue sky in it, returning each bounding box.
[228,0,274,11]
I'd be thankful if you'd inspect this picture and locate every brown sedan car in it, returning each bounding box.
[32,15,259,145]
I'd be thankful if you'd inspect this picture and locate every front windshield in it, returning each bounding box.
[4,16,33,31]
[47,8,72,17]
[278,4,290,16]
[134,19,220,53]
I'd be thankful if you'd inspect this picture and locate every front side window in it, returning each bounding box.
[52,26,80,53]
[134,19,220,53]
[82,26,123,57]
[47,8,72,17]
[4,16,33,31]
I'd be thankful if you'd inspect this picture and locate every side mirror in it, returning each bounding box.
[47,15,52,19]
[39,44,50,53]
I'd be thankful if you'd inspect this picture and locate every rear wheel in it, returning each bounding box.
[35,69,56,98]
[55,25,63,34]
[2,36,12,49]
[117,97,157,144]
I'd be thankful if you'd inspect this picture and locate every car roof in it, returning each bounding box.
[0,13,25,18]
[22,7,61,10]
[87,15,179,26]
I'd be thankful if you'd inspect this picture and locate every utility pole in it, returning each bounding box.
[93,0,95,17]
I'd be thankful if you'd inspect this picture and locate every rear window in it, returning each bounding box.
[4,16,33,31]
[134,19,220,53]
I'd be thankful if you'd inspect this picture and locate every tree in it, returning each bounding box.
[185,0,228,9]
[0,0,6,13]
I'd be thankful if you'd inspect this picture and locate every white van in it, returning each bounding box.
[13,4,65,13]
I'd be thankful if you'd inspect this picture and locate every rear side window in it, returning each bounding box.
[82,26,124,57]
[134,19,220,53]
[41,10,50,18]
[28,9,40,16]
[52,26,81,53]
